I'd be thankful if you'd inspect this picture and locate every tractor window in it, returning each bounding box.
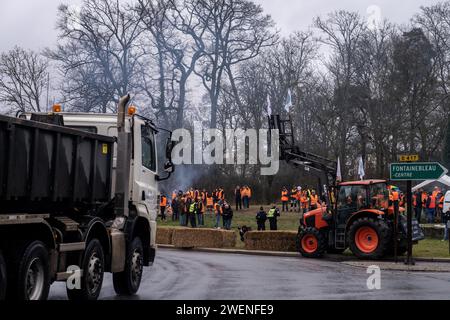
[141,125,156,172]
[369,183,389,210]
[338,186,354,209]
[337,185,368,211]
[355,186,368,210]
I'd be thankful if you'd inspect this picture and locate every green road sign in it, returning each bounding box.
[390,162,448,181]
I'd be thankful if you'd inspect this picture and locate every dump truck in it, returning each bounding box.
[0,95,175,300]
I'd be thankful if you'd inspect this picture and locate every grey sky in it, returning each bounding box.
[0,0,441,52]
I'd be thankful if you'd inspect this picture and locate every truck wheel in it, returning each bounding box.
[67,239,104,301]
[297,227,326,258]
[8,241,50,301]
[113,237,144,296]
[0,251,6,300]
[349,218,390,260]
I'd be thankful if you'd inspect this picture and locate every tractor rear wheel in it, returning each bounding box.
[297,227,326,258]
[349,217,390,260]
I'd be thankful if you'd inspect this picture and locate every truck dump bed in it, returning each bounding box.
[0,114,114,214]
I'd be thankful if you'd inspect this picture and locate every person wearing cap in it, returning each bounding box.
[222,203,233,230]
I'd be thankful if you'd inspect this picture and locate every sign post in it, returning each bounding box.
[390,161,448,266]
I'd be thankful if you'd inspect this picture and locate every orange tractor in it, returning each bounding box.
[269,115,424,260]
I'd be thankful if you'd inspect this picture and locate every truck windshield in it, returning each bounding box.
[369,183,389,210]
[141,126,156,172]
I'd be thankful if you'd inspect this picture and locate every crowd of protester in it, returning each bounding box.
[159,187,234,230]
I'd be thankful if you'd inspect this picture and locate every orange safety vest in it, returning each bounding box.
[429,195,437,209]
[422,193,428,205]
[160,196,167,207]
[247,188,252,198]
[214,203,222,215]
[439,196,444,209]
[281,191,289,202]
[207,197,214,206]
[392,191,399,202]
[413,195,417,207]
[301,196,309,208]
[310,195,318,206]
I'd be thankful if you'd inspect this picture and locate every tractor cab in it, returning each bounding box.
[334,180,390,226]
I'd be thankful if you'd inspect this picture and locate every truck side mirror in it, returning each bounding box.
[156,139,175,182]
[166,138,175,160]
[164,161,174,174]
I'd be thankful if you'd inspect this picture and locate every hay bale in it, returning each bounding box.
[244,231,298,252]
[222,231,237,248]
[422,225,444,239]
[172,228,237,249]
[156,227,175,245]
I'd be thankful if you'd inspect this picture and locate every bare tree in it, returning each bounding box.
[47,0,146,112]
[314,11,367,178]
[191,0,277,128]
[138,0,209,129]
[0,47,49,113]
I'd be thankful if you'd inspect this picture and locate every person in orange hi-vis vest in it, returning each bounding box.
[160,193,167,222]
[247,186,252,207]
[300,191,309,216]
[281,187,289,212]
[426,191,437,223]
[206,193,214,213]
[437,192,444,222]
[242,186,250,209]
[214,201,223,228]
[309,190,320,210]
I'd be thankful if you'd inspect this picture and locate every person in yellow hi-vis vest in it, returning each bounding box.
[268,205,280,230]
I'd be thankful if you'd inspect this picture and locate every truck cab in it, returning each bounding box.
[52,111,162,250]
[0,96,174,301]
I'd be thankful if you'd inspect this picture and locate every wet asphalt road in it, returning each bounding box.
[49,248,450,300]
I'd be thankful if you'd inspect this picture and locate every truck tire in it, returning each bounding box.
[297,227,326,258]
[0,251,6,300]
[67,239,104,301]
[349,217,390,260]
[7,241,50,301]
[113,237,144,296]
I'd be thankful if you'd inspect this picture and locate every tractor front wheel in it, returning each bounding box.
[349,217,390,260]
[297,227,326,258]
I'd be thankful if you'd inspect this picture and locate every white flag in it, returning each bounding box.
[284,89,293,112]
[358,156,365,180]
[267,94,272,116]
[336,157,342,182]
